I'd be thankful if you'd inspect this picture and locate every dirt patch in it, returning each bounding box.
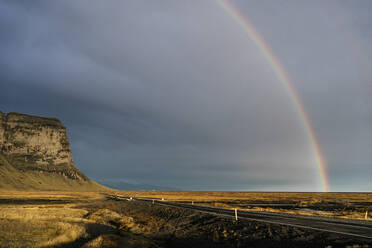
[82,234,157,248]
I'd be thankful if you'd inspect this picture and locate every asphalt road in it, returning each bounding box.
[106,194,372,240]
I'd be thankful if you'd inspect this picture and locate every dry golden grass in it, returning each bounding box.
[0,191,108,200]
[0,192,101,248]
[0,205,88,247]
[115,191,372,203]
[0,191,157,248]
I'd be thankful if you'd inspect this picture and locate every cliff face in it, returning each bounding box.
[0,112,107,191]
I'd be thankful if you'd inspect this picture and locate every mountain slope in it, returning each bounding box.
[0,112,108,191]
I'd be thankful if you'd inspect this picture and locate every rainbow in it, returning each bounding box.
[217,0,330,192]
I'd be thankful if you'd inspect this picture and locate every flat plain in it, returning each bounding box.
[0,191,371,248]
[115,191,372,220]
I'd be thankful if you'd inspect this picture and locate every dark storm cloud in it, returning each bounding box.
[1,0,371,191]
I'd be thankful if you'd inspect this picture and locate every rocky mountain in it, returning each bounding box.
[0,112,108,191]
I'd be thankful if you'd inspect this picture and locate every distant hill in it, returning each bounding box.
[0,112,108,191]
[100,180,178,191]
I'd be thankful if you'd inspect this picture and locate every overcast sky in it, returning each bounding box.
[1,0,371,191]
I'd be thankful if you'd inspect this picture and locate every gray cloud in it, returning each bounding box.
[1,0,371,191]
